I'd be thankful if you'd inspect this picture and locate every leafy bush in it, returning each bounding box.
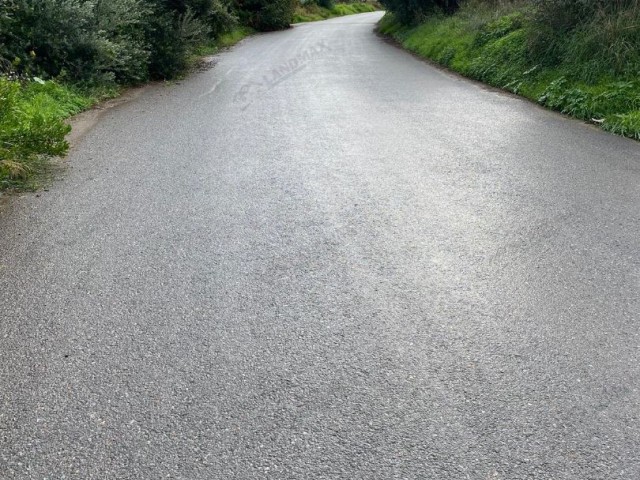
[208,0,239,37]
[145,4,211,79]
[294,1,378,22]
[91,0,152,83]
[0,0,151,83]
[141,0,241,79]
[0,0,242,83]
[380,0,460,24]
[1,0,100,80]
[317,0,335,8]
[237,0,296,31]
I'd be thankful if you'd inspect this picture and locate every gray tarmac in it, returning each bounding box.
[1,12,639,479]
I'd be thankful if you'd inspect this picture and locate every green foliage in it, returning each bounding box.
[237,0,296,31]
[0,0,253,191]
[145,0,240,78]
[380,0,460,24]
[0,0,241,83]
[0,78,77,189]
[473,11,525,47]
[318,0,335,8]
[538,79,640,120]
[379,0,640,141]
[467,29,527,86]
[207,0,239,37]
[0,0,152,83]
[332,2,378,15]
[301,0,335,9]
[603,111,640,140]
[538,78,593,119]
[293,1,378,23]
[528,0,640,79]
[92,0,153,83]
[145,8,204,79]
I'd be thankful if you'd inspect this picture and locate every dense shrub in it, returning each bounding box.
[208,0,239,37]
[1,0,101,80]
[0,0,151,83]
[236,0,296,31]
[380,0,460,24]
[317,0,335,9]
[299,0,336,8]
[0,0,242,83]
[144,4,208,79]
[143,0,239,78]
[92,0,152,83]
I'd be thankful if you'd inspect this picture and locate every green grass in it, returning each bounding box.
[603,111,640,140]
[0,79,120,191]
[218,27,255,48]
[294,2,379,23]
[378,6,640,141]
[193,27,255,57]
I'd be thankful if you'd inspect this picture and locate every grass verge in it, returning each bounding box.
[0,27,253,192]
[0,79,119,191]
[294,2,380,23]
[192,27,255,58]
[378,7,640,141]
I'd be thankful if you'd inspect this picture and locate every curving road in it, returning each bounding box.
[1,12,640,479]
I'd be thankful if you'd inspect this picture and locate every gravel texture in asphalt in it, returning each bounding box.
[1,12,640,479]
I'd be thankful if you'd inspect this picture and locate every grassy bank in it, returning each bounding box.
[378,3,640,140]
[294,1,379,23]
[0,27,252,192]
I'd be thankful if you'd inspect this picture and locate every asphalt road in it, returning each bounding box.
[1,11,640,479]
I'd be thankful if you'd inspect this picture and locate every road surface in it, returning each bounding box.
[1,11,639,479]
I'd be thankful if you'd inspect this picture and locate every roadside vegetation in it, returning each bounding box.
[379,0,640,140]
[294,0,380,23]
[0,0,296,190]
[0,78,113,190]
